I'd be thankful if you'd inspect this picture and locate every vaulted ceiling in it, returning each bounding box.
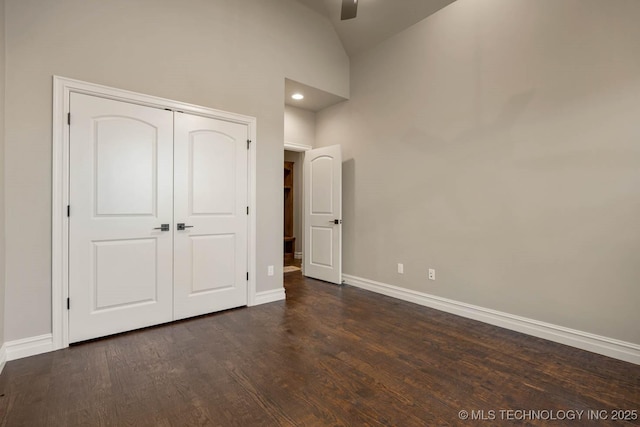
[294,0,457,57]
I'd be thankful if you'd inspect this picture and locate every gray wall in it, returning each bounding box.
[316,0,640,344]
[4,0,348,341]
[285,105,316,148]
[0,0,5,348]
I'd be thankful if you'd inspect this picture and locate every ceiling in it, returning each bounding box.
[285,79,348,112]
[286,0,457,112]
[294,0,457,57]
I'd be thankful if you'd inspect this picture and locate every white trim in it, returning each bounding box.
[53,76,257,350]
[6,334,54,361]
[343,274,640,365]
[294,251,303,260]
[247,119,258,307]
[0,343,6,374]
[284,141,312,152]
[252,288,286,306]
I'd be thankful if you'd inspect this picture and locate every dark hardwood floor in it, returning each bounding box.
[1,272,638,426]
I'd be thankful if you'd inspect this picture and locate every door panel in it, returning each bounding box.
[69,93,174,343]
[173,113,249,320]
[304,145,342,284]
[191,234,236,293]
[95,118,157,216]
[311,157,333,214]
[93,239,158,310]
[310,227,333,267]
[191,131,236,215]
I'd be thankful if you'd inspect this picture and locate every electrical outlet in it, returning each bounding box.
[268,265,274,276]
[428,269,436,281]
[397,263,404,274]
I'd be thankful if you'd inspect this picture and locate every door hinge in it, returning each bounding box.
[67,113,71,125]
[246,206,249,215]
[67,205,70,217]
[247,139,251,150]
[67,298,70,310]
[246,272,249,280]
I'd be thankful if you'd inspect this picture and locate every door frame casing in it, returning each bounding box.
[283,142,311,265]
[283,141,312,152]
[52,76,258,350]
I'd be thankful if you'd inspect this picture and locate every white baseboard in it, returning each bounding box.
[6,334,54,362]
[294,252,303,260]
[0,343,6,374]
[343,274,640,365]
[252,288,286,306]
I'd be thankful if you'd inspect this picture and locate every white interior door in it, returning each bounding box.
[173,113,249,320]
[69,93,174,343]
[303,145,342,284]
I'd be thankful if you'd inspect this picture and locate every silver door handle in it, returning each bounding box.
[177,223,194,231]
[153,224,170,231]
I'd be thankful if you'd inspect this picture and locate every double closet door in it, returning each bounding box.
[68,93,248,343]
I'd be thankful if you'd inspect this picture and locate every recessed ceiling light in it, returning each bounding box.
[291,93,304,100]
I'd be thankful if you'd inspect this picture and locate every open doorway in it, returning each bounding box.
[284,150,303,272]
[284,78,346,276]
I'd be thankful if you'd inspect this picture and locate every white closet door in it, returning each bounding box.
[69,93,174,343]
[173,113,249,320]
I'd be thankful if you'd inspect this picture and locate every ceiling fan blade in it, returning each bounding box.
[341,0,358,20]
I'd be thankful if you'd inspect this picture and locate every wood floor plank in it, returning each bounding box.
[0,272,638,426]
